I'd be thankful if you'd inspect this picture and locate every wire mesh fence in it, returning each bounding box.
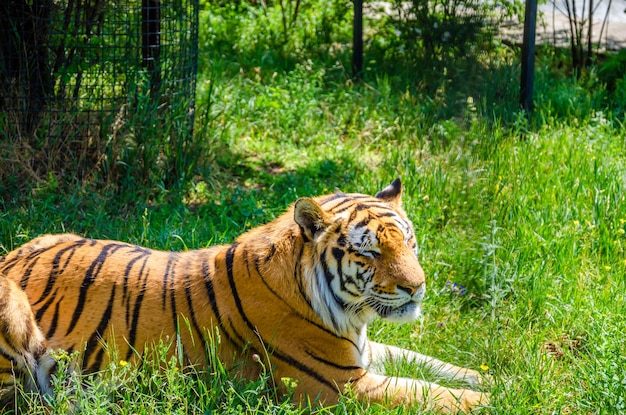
[0,0,198,190]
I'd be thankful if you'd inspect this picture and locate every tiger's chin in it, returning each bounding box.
[378,301,422,323]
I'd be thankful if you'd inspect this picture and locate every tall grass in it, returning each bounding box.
[1,1,626,413]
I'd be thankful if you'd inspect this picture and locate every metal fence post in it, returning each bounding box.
[352,0,363,80]
[520,0,537,113]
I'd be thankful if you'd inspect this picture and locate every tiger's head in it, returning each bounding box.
[294,178,425,336]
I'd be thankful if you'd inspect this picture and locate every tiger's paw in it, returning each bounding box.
[435,389,489,414]
[460,389,489,412]
[462,368,492,389]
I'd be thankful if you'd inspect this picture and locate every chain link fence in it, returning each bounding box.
[0,0,198,190]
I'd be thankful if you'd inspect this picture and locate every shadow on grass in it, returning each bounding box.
[0,151,363,250]
[188,152,364,231]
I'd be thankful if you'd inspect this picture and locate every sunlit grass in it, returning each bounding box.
[1,1,626,414]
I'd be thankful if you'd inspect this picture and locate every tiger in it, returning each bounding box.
[0,178,488,412]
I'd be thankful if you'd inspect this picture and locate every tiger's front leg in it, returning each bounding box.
[361,341,488,413]
[352,371,488,413]
[368,341,485,387]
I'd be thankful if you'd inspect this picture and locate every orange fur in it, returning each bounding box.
[0,179,487,412]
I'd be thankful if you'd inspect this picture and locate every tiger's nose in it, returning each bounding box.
[397,283,423,296]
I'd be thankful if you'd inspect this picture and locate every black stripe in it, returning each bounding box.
[34,240,87,306]
[362,376,391,394]
[376,224,386,237]
[322,193,374,210]
[354,267,373,290]
[337,234,348,246]
[225,243,337,391]
[305,350,362,371]
[34,293,57,322]
[225,245,247,326]
[67,243,125,336]
[355,203,377,211]
[294,245,313,307]
[320,250,335,287]
[84,285,116,369]
[318,192,347,205]
[254,256,301,310]
[0,347,17,365]
[161,254,176,309]
[375,211,398,218]
[126,261,151,360]
[299,225,311,243]
[86,347,106,373]
[201,256,220,320]
[22,325,32,353]
[122,249,151,300]
[19,256,40,290]
[170,276,178,338]
[332,247,357,295]
[0,327,19,358]
[265,243,276,262]
[243,249,253,277]
[225,316,248,353]
[125,255,150,329]
[45,300,62,338]
[224,243,256,350]
[183,257,205,346]
[0,256,20,274]
[126,294,146,360]
[329,199,356,213]
[347,207,360,223]
[201,255,243,351]
[331,247,345,266]
[318,252,342,332]
[332,197,380,214]
[349,195,377,200]
[274,350,341,391]
[350,370,368,385]
[0,321,19,359]
[320,250,347,312]
[353,216,372,230]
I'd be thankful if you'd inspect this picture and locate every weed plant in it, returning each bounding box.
[1,0,626,413]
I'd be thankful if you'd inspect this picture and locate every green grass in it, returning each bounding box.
[2,1,626,413]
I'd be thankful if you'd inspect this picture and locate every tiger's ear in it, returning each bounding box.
[375,178,402,205]
[294,197,330,242]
